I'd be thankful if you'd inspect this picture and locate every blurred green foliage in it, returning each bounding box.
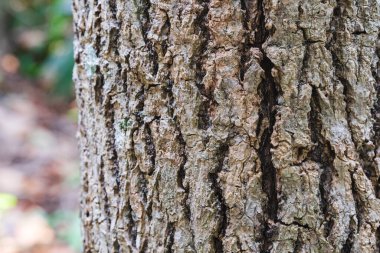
[2,0,73,98]
[47,210,82,251]
[0,193,17,214]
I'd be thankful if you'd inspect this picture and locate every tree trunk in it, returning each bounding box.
[73,0,380,252]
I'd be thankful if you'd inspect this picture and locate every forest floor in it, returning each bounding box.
[0,77,81,253]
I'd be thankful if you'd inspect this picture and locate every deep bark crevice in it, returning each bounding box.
[165,222,175,253]
[309,86,335,238]
[297,43,309,96]
[165,78,195,249]
[194,0,212,130]
[239,0,251,82]
[350,171,361,231]
[165,80,188,189]
[376,225,380,252]
[258,56,280,253]
[107,0,120,57]
[92,2,103,55]
[134,86,145,125]
[258,57,279,210]
[93,83,122,251]
[135,0,159,76]
[348,169,363,241]
[292,230,302,253]
[103,98,121,196]
[261,222,277,253]
[165,80,191,220]
[141,238,149,252]
[176,128,188,192]
[108,0,117,19]
[129,85,147,221]
[99,157,111,229]
[197,100,212,130]
[278,220,310,230]
[125,199,138,248]
[94,67,104,105]
[108,24,121,56]
[144,122,156,175]
[372,34,380,198]
[129,86,153,220]
[160,11,171,57]
[111,146,120,195]
[113,240,120,253]
[253,0,269,48]
[209,144,229,253]
[341,215,356,253]
[251,1,281,251]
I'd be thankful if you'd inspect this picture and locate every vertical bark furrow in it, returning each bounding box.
[239,0,249,83]
[108,0,117,19]
[253,0,269,47]
[374,40,380,198]
[258,56,279,222]
[345,173,360,253]
[98,157,111,228]
[94,68,104,105]
[137,0,151,42]
[176,141,187,192]
[309,86,335,239]
[194,0,212,130]
[209,144,229,253]
[92,2,102,55]
[134,0,159,77]
[165,222,175,253]
[165,80,194,245]
[376,225,380,252]
[104,102,119,172]
[144,123,156,175]
[257,57,280,253]
[253,1,281,251]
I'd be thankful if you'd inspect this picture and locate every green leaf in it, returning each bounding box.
[0,193,17,212]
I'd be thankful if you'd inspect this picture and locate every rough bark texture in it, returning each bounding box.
[73,0,380,252]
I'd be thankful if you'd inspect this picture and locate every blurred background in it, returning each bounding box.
[0,0,81,252]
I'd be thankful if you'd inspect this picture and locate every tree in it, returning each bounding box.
[72,0,380,252]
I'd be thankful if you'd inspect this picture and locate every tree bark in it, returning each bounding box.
[73,0,380,252]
